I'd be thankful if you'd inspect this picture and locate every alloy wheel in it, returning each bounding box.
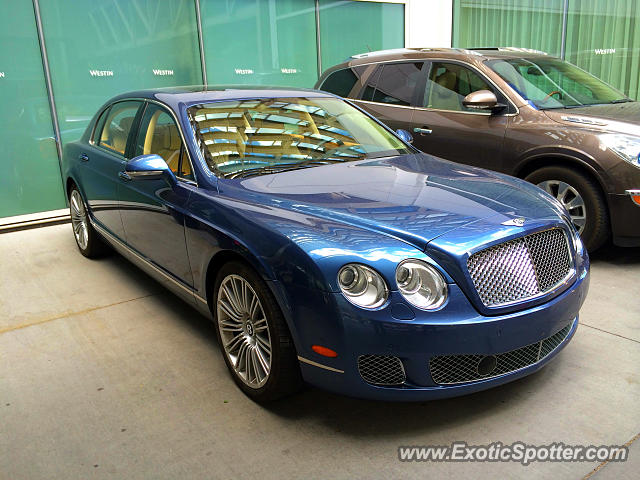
[70,190,89,250]
[537,180,587,234]
[216,274,272,388]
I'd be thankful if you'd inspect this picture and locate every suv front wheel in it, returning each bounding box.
[525,166,609,251]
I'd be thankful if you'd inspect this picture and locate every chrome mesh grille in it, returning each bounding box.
[358,355,406,385]
[467,228,573,306]
[429,323,573,385]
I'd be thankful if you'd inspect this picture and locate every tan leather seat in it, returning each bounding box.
[150,123,181,173]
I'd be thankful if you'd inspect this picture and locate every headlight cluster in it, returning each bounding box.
[396,260,448,310]
[337,264,388,309]
[599,133,640,169]
[337,260,448,311]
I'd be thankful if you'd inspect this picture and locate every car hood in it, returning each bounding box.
[544,101,640,136]
[230,153,564,253]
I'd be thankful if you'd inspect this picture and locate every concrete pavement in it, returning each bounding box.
[1,224,639,479]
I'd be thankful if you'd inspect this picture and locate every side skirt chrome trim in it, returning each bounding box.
[298,356,344,374]
[92,221,208,306]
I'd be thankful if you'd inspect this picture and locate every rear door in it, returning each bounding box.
[118,102,194,286]
[80,100,143,240]
[351,61,427,133]
[410,61,510,170]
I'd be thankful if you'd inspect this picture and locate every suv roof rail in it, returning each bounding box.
[471,47,548,55]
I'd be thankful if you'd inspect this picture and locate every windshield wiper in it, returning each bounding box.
[610,98,633,104]
[226,158,350,179]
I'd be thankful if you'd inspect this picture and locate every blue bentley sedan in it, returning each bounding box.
[62,86,589,401]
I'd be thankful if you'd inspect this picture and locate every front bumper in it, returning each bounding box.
[609,192,640,247]
[294,263,589,401]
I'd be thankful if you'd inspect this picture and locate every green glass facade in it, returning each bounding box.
[0,1,65,217]
[0,0,405,219]
[453,0,640,100]
[319,0,405,70]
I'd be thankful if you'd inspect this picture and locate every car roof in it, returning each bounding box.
[107,85,335,111]
[342,47,552,66]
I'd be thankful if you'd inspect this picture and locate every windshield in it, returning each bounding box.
[188,97,411,178]
[486,57,630,110]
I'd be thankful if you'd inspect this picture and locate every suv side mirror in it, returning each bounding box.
[462,90,504,111]
[125,154,175,182]
[395,129,413,144]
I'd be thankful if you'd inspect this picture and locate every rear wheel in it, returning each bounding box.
[69,187,108,258]
[213,261,301,401]
[525,166,609,251]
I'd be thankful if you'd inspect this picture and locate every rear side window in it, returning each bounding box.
[98,101,141,156]
[364,62,424,106]
[320,66,366,98]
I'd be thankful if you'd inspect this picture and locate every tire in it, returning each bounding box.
[525,166,609,251]
[213,261,301,402]
[69,186,109,258]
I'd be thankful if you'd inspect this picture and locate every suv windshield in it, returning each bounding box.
[188,97,411,178]
[486,57,630,110]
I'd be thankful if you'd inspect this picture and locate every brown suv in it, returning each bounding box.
[315,47,640,250]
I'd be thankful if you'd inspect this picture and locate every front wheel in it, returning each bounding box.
[525,167,609,251]
[213,261,301,401]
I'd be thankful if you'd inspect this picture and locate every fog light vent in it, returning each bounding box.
[357,355,406,386]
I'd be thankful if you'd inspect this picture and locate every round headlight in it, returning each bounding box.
[337,264,388,309]
[396,260,447,310]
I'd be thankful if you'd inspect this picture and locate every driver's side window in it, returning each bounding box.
[424,62,492,112]
[133,104,194,180]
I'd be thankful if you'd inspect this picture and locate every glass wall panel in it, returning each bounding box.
[39,0,202,147]
[319,0,405,71]
[566,0,640,100]
[452,0,564,57]
[0,1,65,217]
[200,0,318,87]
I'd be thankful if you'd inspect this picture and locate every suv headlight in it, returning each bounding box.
[396,260,448,310]
[338,264,388,309]
[599,133,640,169]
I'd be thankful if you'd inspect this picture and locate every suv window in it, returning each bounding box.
[363,62,424,106]
[98,101,141,156]
[424,62,493,112]
[134,103,193,180]
[320,66,366,97]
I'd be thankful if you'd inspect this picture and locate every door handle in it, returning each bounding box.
[118,171,131,181]
[79,153,90,162]
[413,127,433,135]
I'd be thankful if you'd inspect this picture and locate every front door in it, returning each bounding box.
[80,101,142,240]
[411,62,508,171]
[118,102,194,287]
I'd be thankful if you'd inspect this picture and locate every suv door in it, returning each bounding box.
[352,61,427,133]
[81,100,143,240]
[118,102,195,287]
[411,61,510,170]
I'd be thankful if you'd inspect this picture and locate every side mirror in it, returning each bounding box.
[125,154,175,182]
[395,128,414,144]
[462,90,503,111]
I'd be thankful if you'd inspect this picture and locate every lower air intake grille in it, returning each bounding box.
[429,322,573,385]
[467,228,573,307]
[358,355,406,386]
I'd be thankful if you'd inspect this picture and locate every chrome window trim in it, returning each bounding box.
[92,220,208,306]
[89,97,199,187]
[348,57,520,117]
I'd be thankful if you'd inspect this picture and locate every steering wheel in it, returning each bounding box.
[543,90,562,101]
